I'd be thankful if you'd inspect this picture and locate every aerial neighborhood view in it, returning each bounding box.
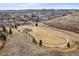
[0,3,79,56]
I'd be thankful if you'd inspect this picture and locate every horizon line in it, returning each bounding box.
[0,8,79,10]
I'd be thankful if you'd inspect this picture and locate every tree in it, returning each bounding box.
[2,25,7,32]
[0,34,7,50]
[11,25,14,28]
[34,39,37,45]
[33,37,35,43]
[1,25,8,36]
[35,23,38,26]
[0,35,6,43]
[67,42,70,48]
[9,26,12,35]
[39,40,42,47]
[15,24,17,29]
[32,37,37,45]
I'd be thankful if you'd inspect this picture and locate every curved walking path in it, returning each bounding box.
[18,25,71,48]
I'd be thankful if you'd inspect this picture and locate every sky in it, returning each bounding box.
[0,3,79,10]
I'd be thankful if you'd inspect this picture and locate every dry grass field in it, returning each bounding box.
[0,12,79,55]
[45,12,79,33]
[18,24,79,53]
[0,23,79,55]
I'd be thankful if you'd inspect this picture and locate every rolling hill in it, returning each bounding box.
[45,12,79,33]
